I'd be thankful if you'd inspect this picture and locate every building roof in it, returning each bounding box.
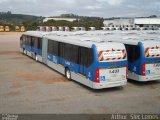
[43,17,78,22]
[134,18,160,25]
[103,18,160,26]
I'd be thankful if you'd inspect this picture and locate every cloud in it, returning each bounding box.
[105,0,125,6]
[0,0,159,17]
[84,5,102,10]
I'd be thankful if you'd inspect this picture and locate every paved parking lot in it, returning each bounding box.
[0,32,160,114]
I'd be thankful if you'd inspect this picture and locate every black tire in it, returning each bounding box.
[23,49,25,54]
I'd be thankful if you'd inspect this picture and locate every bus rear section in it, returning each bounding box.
[126,41,160,81]
[93,43,128,89]
[141,42,160,81]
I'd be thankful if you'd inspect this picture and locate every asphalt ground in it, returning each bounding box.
[0,32,160,114]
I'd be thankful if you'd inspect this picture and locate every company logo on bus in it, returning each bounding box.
[98,49,126,61]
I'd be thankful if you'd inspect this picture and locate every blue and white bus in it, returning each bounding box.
[101,33,160,81]
[124,40,160,81]
[72,30,160,81]
[20,31,128,89]
[112,32,160,81]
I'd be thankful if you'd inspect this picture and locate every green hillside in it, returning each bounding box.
[0,12,104,30]
[0,11,43,31]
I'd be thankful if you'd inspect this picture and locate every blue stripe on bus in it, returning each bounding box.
[22,45,42,55]
[32,47,42,55]
[145,57,160,63]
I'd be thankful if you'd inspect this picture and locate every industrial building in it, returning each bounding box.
[103,18,134,27]
[134,18,160,28]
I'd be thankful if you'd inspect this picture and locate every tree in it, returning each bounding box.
[149,15,157,18]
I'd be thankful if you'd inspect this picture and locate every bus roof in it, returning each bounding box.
[23,31,52,37]
[105,38,160,46]
[105,33,160,45]
[23,30,160,47]
[23,31,75,37]
[46,34,125,49]
[72,31,160,45]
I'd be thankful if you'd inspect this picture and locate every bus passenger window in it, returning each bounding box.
[22,35,26,45]
[48,40,53,54]
[59,42,64,58]
[25,36,28,45]
[71,45,79,64]
[33,37,38,49]
[25,36,31,45]
[79,47,93,67]
[21,35,24,45]
[38,38,42,49]
[64,43,72,61]
[28,36,31,46]
[53,41,59,56]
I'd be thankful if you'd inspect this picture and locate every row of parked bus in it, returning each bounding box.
[0,26,10,32]
[15,26,25,32]
[37,26,88,32]
[102,26,160,31]
[0,25,25,32]
[37,26,160,32]
[20,30,160,89]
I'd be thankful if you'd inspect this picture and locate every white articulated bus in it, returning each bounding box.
[20,31,128,89]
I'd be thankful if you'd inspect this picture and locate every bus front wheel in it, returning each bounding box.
[35,55,38,61]
[65,69,71,80]
[23,49,25,54]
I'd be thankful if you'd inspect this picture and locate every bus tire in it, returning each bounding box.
[23,49,25,54]
[35,55,38,61]
[65,68,71,80]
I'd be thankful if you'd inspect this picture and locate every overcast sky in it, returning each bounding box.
[0,0,160,18]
